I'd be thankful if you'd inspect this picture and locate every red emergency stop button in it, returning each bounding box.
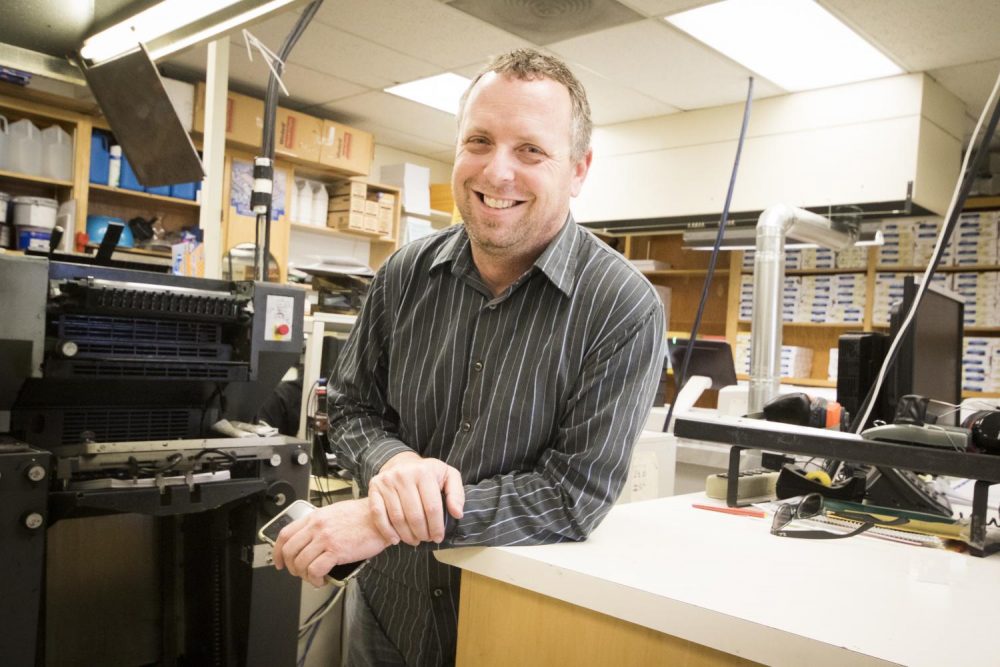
[275,323,290,336]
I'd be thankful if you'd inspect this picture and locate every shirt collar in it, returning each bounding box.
[428,213,579,297]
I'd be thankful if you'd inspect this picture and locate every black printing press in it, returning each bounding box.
[0,251,310,666]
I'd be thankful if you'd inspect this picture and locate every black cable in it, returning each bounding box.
[663,76,754,432]
[254,0,324,280]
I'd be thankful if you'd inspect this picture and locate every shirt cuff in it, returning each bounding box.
[361,438,415,487]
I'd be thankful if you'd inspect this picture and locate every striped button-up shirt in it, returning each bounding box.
[328,215,664,665]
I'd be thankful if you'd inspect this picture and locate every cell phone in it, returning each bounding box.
[259,499,316,546]
[258,499,367,586]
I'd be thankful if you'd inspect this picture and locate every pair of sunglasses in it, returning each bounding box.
[770,493,909,540]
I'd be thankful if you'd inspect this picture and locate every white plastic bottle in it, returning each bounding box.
[311,181,329,226]
[108,145,122,188]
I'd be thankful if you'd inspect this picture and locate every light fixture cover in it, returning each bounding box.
[665,0,903,92]
[384,73,472,115]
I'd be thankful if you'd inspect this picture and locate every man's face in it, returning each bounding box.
[452,72,591,261]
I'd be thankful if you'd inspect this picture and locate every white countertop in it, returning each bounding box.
[436,493,1000,666]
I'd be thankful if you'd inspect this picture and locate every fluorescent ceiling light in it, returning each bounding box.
[385,73,472,115]
[80,0,301,64]
[665,0,903,92]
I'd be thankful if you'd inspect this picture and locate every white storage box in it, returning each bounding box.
[11,196,57,229]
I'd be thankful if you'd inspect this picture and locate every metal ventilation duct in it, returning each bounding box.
[446,0,644,45]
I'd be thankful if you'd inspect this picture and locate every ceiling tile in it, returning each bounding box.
[314,91,459,147]
[274,64,367,106]
[618,0,717,18]
[822,0,1000,71]
[286,20,441,88]
[550,19,782,110]
[310,0,533,69]
[366,124,455,157]
[429,149,457,164]
[573,67,679,125]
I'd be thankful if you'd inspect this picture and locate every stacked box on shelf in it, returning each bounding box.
[836,245,868,269]
[878,220,916,267]
[953,272,1000,327]
[784,248,802,270]
[780,346,814,378]
[781,276,801,322]
[742,249,755,271]
[913,219,952,267]
[328,181,368,232]
[799,275,834,322]
[739,275,754,320]
[963,338,1000,393]
[833,273,866,323]
[953,212,998,267]
[801,248,836,269]
[735,331,752,375]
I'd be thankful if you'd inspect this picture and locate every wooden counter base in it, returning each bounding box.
[456,570,759,667]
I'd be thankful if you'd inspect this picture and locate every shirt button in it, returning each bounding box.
[461,422,471,432]
[473,361,483,372]
[487,304,497,311]
[432,588,444,598]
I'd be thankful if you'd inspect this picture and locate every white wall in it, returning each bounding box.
[574,73,965,223]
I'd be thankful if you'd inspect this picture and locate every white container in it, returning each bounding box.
[294,179,312,225]
[162,77,195,133]
[108,145,122,188]
[0,115,8,171]
[0,191,9,223]
[40,124,73,181]
[11,196,58,229]
[311,181,329,227]
[7,118,42,176]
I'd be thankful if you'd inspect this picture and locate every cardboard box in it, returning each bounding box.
[275,107,322,162]
[364,200,379,216]
[377,206,394,236]
[328,209,367,233]
[329,194,365,213]
[364,213,378,233]
[194,82,264,147]
[320,119,374,176]
[332,181,366,198]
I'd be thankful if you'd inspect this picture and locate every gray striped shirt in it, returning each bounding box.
[328,215,664,665]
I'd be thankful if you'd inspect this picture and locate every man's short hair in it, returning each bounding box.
[457,48,592,162]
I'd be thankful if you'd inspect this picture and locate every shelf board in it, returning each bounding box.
[735,373,835,388]
[965,326,1000,334]
[964,391,1000,399]
[643,269,730,277]
[88,184,199,208]
[289,222,394,243]
[737,320,862,329]
[876,264,1000,273]
[742,267,867,276]
[964,196,1000,211]
[0,168,73,188]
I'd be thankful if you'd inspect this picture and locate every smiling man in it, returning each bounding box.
[273,48,665,666]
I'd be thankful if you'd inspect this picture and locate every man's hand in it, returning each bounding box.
[368,452,465,546]
[272,498,392,588]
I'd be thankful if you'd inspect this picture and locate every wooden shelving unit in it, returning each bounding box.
[613,199,1000,397]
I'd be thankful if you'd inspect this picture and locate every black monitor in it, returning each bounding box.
[885,276,964,426]
[666,338,738,390]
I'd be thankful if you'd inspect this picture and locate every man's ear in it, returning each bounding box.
[570,149,593,198]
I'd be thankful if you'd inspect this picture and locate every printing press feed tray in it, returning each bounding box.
[673,413,1000,557]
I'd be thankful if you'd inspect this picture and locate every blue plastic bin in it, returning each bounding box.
[169,182,198,200]
[89,131,111,185]
[146,185,171,196]
[119,153,144,192]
